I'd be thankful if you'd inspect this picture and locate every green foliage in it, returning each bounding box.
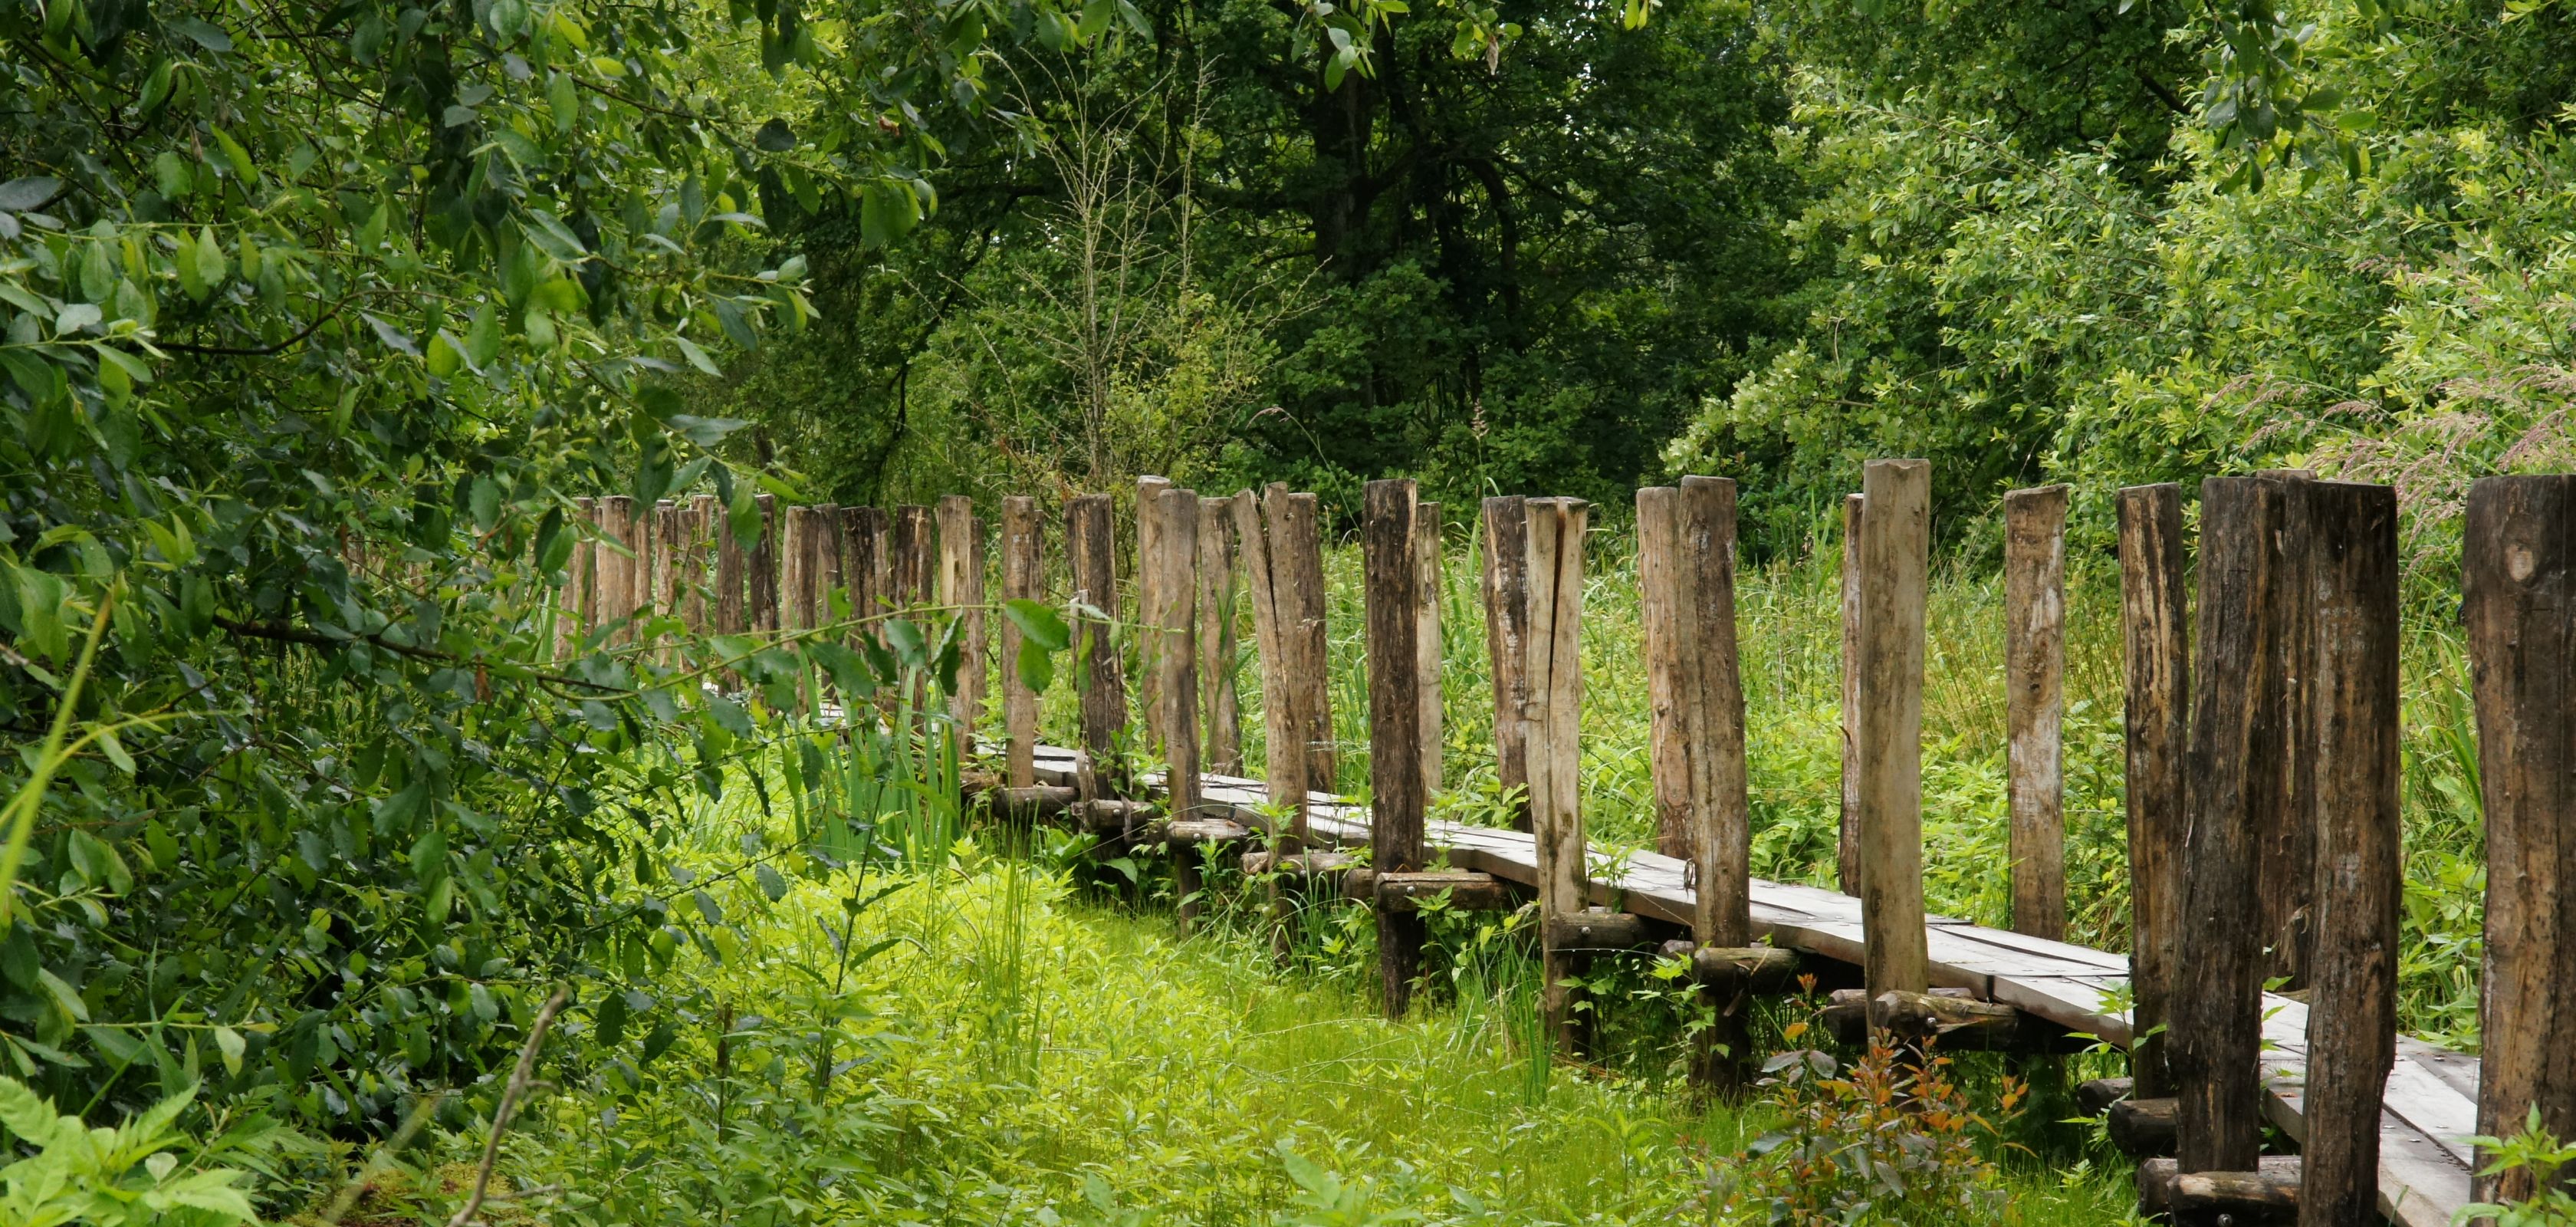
[0,1078,269,1227]
[2463,1107,2576,1226]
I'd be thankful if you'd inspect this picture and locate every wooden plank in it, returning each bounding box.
[2257,469,2321,991]
[1198,495,1244,776]
[2118,482,2189,1098]
[1066,494,1127,772]
[1135,475,1174,742]
[1636,486,1700,862]
[1839,492,1864,895]
[2302,480,2402,1227]
[938,495,986,758]
[2463,474,2576,1204]
[1365,479,1426,1017]
[1416,501,1443,799]
[749,493,779,633]
[2175,475,2282,1174]
[2004,484,2068,940]
[1857,459,1930,1019]
[1527,496,1589,1050]
[1482,496,1533,832]
[1684,475,1750,949]
[1001,496,1043,788]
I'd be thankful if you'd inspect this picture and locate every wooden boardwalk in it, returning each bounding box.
[1025,745,2483,1226]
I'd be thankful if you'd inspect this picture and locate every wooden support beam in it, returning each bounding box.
[2257,470,2320,992]
[2174,475,2284,1175]
[1654,943,1799,992]
[1146,488,1202,928]
[1526,496,1591,1050]
[2077,1076,2136,1117]
[1684,475,1751,946]
[2118,483,2189,1099]
[1066,495,1126,775]
[891,505,933,608]
[1198,495,1244,776]
[2464,475,2576,1206]
[1001,496,1043,789]
[1135,475,1174,742]
[1156,817,1246,846]
[814,502,844,624]
[1072,798,1156,835]
[1243,850,1356,877]
[749,493,779,633]
[2108,1097,2178,1159]
[2299,480,2400,1227]
[1825,989,2083,1054]
[1543,908,1652,952]
[1857,460,1930,1026]
[2005,484,2068,939]
[782,505,819,634]
[1839,492,1864,895]
[2137,1156,2302,1225]
[1374,870,1514,913]
[1416,501,1444,798]
[1481,495,1534,832]
[937,495,987,762]
[1365,478,1428,1017]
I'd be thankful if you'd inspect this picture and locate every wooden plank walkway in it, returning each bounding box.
[1024,745,2482,1226]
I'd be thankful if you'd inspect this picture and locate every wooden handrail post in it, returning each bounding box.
[1001,496,1043,789]
[597,495,639,644]
[1638,485,1703,861]
[1234,489,1302,839]
[1273,487,1336,794]
[684,495,717,638]
[1857,461,1930,1027]
[1365,479,1428,1018]
[715,495,746,638]
[1148,487,1203,930]
[2005,484,2070,940]
[937,495,987,762]
[2118,484,2189,1098]
[1065,495,1127,783]
[2173,475,2284,1173]
[1416,502,1444,798]
[749,493,779,634]
[2256,469,2321,992]
[2300,480,2400,1227]
[558,497,596,660]
[2465,475,2576,1205]
[1135,475,1175,743]
[1526,496,1591,1051]
[1481,496,1534,832]
[1198,494,1244,776]
[782,505,817,636]
[1838,492,1865,896]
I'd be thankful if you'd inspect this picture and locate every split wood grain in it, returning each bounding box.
[1365,479,1428,1018]
[596,495,638,643]
[1417,502,1444,798]
[1482,496,1534,832]
[1526,496,1590,1050]
[2300,480,2401,1227]
[1857,460,1930,1021]
[1233,489,1304,838]
[1148,488,1202,931]
[937,495,986,757]
[1198,495,1244,775]
[1638,485,1700,862]
[841,505,884,631]
[715,495,746,638]
[2256,469,2321,992]
[2005,484,2068,940]
[1066,494,1126,771]
[684,495,718,636]
[1273,487,1336,792]
[2174,475,2281,1174]
[1684,475,1750,949]
[2118,483,2189,1100]
[748,494,779,633]
[1135,475,1174,742]
[2464,475,2576,1204]
[558,497,596,658]
[1001,496,1043,789]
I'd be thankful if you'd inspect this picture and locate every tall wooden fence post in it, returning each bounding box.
[938,495,987,762]
[1839,492,1865,895]
[1236,490,1303,842]
[1857,461,1930,1026]
[597,495,639,643]
[1066,495,1126,784]
[1365,479,1428,1018]
[2173,475,2283,1174]
[1526,497,1590,1051]
[2258,470,2321,993]
[2006,484,2069,940]
[684,495,717,638]
[1001,497,1043,789]
[1148,488,1203,929]
[1416,502,1444,798]
[558,497,596,659]
[842,507,882,634]
[1198,495,1244,776]
[1482,497,1534,832]
[749,494,779,634]
[2118,484,2189,1098]
[2465,475,2576,1206]
[715,498,746,638]
[2300,480,2401,1227]
[1272,486,1336,794]
[1135,475,1174,743]
[1638,486,1704,862]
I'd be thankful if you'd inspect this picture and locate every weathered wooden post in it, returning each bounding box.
[1839,492,1865,895]
[2118,483,2189,1100]
[1148,488,1204,928]
[1066,495,1126,777]
[1277,488,1336,794]
[716,497,747,638]
[684,495,718,637]
[1135,475,1175,742]
[892,505,934,609]
[1197,494,1244,776]
[782,505,819,635]
[2300,480,2400,1227]
[1526,496,1590,1050]
[2466,475,2576,1206]
[2258,470,2321,993]
[1365,479,1428,1017]
[596,495,639,643]
[2006,485,2069,940]
[558,497,596,659]
[938,495,987,760]
[841,506,882,631]
[1482,496,1534,833]
[2172,475,2283,1175]
[1639,485,1704,861]
[1857,461,1930,1026]
[1234,489,1303,841]
[1416,503,1444,798]
[1001,497,1043,790]
[749,493,780,633]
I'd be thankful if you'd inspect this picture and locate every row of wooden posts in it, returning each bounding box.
[554,469,2576,1224]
